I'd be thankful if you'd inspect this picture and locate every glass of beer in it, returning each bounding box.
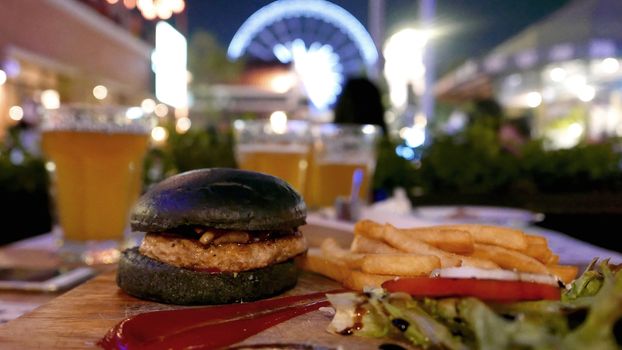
[233,119,310,194]
[41,105,153,265]
[305,123,381,209]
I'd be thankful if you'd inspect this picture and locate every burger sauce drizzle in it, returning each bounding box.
[98,290,341,350]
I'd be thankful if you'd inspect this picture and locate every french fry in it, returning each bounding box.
[526,234,548,246]
[394,227,474,254]
[548,265,579,284]
[344,270,397,291]
[356,220,474,254]
[297,248,351,283]
[350,234,401,254]
[459,256,500,269]
[470,243,548,274]
[361,254,441,276]
[321,238,365,269]
[547,254,560,266]
[308,220,564,295]
[354,219,385,240]
[521,234,553,263]
[523,243,553,264]
[435,224,528,251]
[381,225,461,268]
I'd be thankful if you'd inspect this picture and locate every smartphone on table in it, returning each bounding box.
[0,266,95,292]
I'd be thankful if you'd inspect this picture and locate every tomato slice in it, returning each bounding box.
[382,277,561,302]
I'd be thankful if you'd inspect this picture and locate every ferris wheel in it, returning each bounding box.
[227,0,378,111]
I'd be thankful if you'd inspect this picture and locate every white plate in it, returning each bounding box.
[413,205,544,227]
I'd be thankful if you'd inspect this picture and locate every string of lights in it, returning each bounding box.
[105,0,185,20]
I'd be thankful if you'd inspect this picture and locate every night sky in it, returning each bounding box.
[186,0,571,75]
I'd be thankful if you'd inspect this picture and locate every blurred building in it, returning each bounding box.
[0,0,154,137]
[435,0,622,148]
[191,62,308,125]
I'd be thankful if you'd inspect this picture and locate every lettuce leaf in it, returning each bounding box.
[561,263,622,350]
[563,259,605,302]
[382,294,467,350]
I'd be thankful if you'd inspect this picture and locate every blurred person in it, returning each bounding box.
[465,98,503,132]
[332,77,416,203]
[333,77,387,134]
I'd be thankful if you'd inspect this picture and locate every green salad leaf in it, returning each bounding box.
[561,262,622,350]
[326,261,622,349]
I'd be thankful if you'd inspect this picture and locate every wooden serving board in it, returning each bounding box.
[0,224,410,349]
[0,270,399,349]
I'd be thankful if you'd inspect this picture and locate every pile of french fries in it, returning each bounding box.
[298,219,579,291]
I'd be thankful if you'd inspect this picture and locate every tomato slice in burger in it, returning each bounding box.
[382,277,561,302]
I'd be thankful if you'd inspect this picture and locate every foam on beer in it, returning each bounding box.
[236,143,309,154]
[42,106,154,135]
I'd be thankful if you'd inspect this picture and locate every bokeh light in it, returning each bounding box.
[125,107,144,119]
[151,126,169,142]
[526,91,542,108]
[9,106,24,121]
[92,85,108,100]
[601,57,619,74]
[175,117,191,133]
[41,89,60,109]
[141,98,156,113]
[577,85,596,102]
[270,111,287,134]
[154,103,169,117]
[384,28,429,108]
[549,67,566,82]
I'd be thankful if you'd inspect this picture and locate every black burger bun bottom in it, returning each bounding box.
[130,168,306,232]
[117,168,307,305]
[118,247,299,305]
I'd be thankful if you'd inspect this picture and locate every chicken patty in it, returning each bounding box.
[139,232,307,272]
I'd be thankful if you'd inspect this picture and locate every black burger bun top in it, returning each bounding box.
[130,168,306,232]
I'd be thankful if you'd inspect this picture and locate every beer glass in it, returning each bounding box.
[305,124,380,209]
[41,105,153,264]
[233,119,310,194]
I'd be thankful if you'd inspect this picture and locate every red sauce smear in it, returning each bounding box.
[99,290,342,350]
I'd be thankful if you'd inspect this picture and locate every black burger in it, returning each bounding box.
[116,168,308,305]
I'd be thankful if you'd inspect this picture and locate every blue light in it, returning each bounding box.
[227,0,379,112]
[395,145,416,161]
[227,0,378,67]
[395,145,404,157]
[289,40,343,109]
[273,43,292,63]
[9,149,24,165]
[401,147,415,160]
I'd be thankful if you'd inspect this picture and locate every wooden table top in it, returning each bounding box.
[0,268,402,350]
